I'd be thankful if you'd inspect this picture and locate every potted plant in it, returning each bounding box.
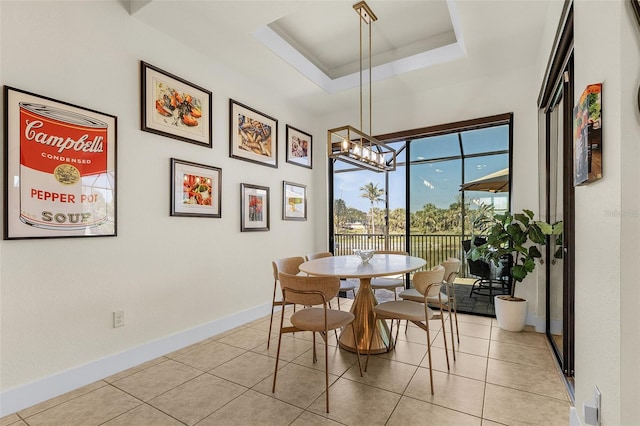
[468,209,562,331]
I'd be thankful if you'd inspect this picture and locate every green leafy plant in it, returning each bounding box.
[468,209,563,299]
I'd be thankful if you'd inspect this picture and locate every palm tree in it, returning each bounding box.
[359,182,385,234]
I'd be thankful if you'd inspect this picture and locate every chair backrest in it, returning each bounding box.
[442,258,461,284]
[306,252,333,261]
[278,272,340,306]
[272,256,305,281]
[412,265,445,297]
[467,258,491,279]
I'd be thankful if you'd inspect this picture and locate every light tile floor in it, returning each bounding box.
[2,298,571,425]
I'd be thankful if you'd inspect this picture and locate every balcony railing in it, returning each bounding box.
[333,233,473,277]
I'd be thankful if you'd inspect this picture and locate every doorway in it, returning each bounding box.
[538,2,575,398]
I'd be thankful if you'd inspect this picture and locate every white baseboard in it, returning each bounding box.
[570,406,583,426]
[525,313,563,335]
[526,312,546,332]
[0,302,271,417]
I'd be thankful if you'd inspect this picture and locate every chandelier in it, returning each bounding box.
[327,1,396,172]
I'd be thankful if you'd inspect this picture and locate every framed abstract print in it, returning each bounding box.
[285,125,312,169]
[229,99,277,168]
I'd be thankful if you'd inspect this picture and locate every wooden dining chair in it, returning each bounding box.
[268,256,305,349]
[306,252,356,310]
[273,272,362,413]
[398,258,461,358]
[367,266,448,394]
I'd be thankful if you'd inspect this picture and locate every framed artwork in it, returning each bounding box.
[170,158,221,218]
[285,125,312,169]
[573,83,603,186]
[241,183,270,231]
[3,86,117,239]
[283,181,307,221]
[141,61,212,148]
[229,99,278,168]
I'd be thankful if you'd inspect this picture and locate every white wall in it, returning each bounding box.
[0,1,322,414]
[572,0,640,424]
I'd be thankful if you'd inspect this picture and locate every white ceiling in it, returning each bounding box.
[129,0,553,116]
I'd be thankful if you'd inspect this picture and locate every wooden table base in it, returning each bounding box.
[339,277,394,354]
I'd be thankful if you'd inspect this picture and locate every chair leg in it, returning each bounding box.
[324,332,330,413]
[447,302,456,361]
[438,304,450,370]
[365,312,379,372]
[452,292,460,344]
[312,332,317,363]
[351,322,363,377]
[272,305,286,393]
[444,286,456,361]
[424,319,434,395]
[267,281,278,349]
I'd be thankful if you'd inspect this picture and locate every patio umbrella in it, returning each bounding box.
[460,168,509,193]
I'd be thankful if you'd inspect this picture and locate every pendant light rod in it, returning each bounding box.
[328,1,396,173]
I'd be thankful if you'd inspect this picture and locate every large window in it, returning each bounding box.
[330,114,511,256]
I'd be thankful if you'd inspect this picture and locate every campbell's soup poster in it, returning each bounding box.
[4,87,116,239]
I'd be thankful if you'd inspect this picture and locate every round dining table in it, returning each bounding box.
[299,254,427,354]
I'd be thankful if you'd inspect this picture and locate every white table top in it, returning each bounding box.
[299,254,426,279]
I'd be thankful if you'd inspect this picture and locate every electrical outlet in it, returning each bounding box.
[113,310,125,328]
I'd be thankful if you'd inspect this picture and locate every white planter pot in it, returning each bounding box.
[494,296,527,332]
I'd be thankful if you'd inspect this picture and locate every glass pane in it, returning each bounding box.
[460,125,509,155]
[463,153,509,185]
[409,133,460,161]
[549,92,564,355]
[409,160,461,213]
[409,159,463,274]
[388,164,406,237]
[333,168,385,254]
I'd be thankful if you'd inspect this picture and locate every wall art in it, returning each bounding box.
[3,86,117,239]
[229,99,277,168]
[573,83,602,186]
[171,158,221,218]
[285,125,312,169]
[241,183,270,231]
[283,181,307,221]
[141,61,212,147]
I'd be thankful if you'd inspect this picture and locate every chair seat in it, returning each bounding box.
[370,277,404,290]
[291,308,355,331]
[398,288,422,302]
[399,288,450,304]
[373,300,434,322]
[340,280,356,291]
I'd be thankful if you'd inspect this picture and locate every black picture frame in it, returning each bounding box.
[141,61,213,148]
[282,181,307,221]
[170,158,222,218]
[240,183,270,231]
[3,86,117,239]
[285,125,312,169]
[229,99,278,168]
